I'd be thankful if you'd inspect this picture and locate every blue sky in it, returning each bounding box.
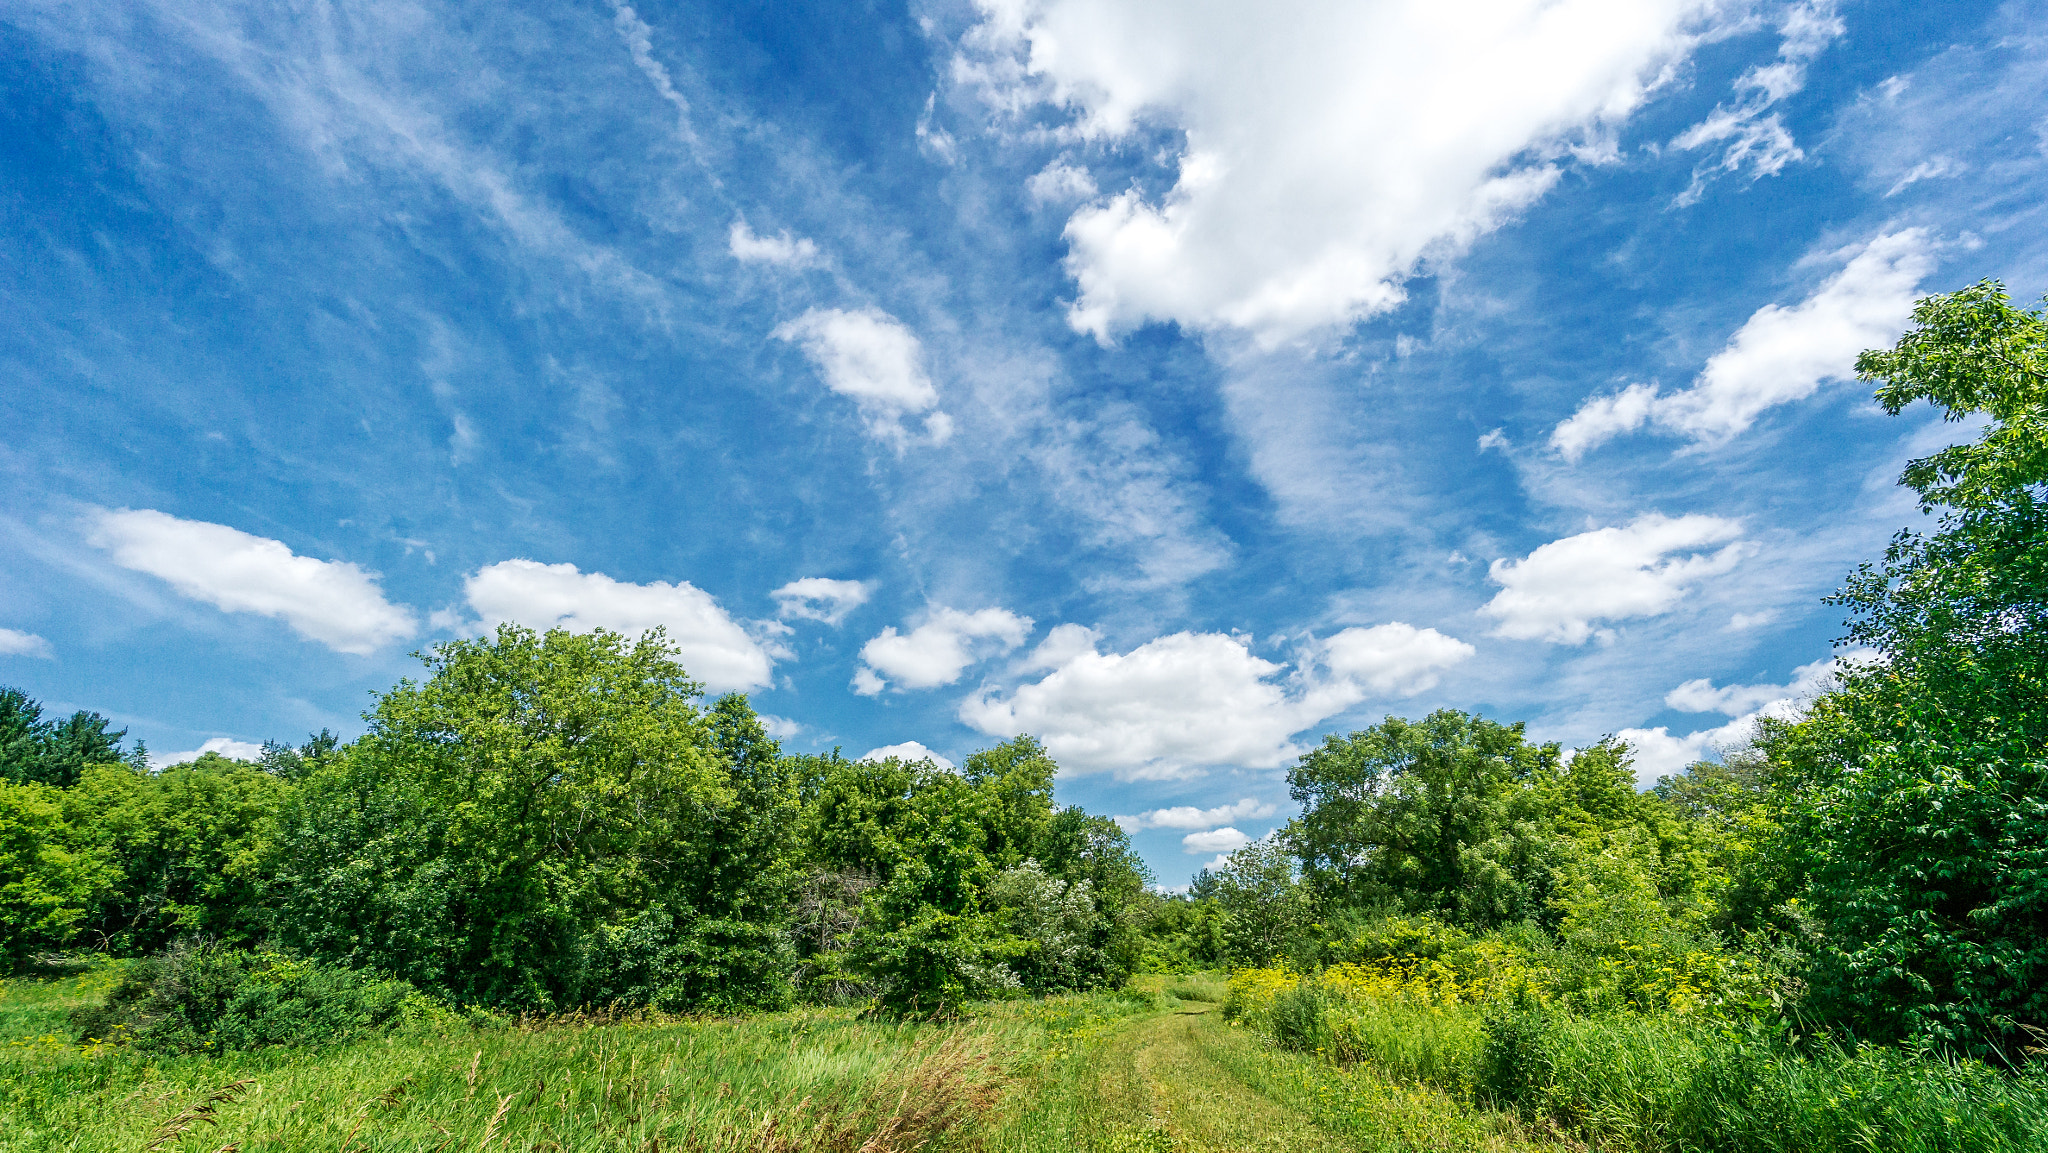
[3,0,2044,883]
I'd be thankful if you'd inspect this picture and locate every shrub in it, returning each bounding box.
[70,945,436,1053]
[584,906,795,1014]
[852,908,1017,1018]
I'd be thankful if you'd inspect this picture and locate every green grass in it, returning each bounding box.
[1325,997,1488,1093]
[21,964,2037,1153]
[0,973,1163,1153]
[1239,977,2048,1153]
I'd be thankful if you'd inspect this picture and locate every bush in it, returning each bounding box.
[70,945,436,1053]
[852,908,1018,1018]
[584,906,795,1014]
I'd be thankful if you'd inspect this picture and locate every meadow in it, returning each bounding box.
[1,967,1560,1153]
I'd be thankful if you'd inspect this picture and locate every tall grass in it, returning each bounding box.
[0,974,1161,1153]
[1229,964,2048,1153]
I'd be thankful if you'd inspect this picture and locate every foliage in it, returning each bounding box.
[798,739,1148,1015]
[267,625,767,1010]
[1758,280,2048,1059]
[63,755,287,953]
[1205,836,1312,966]
[0,781,114,967]
[1286,710,1558,917]
[67,944,429,1054]
[988,860,1098,994]
[0,687,127,790]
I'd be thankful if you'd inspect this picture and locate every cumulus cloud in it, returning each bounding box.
[773,308,952,448]
[1481,515,1748,644]
[854,606,1034,694]
[1670,1,1844,205]
[1026,158,1097,203]
[772,577,871,625]
[860,740,956,770]
[1182,827,1251,855]
[730,220,824,268]
[0,629,53,659]
[161,737,266,766]
[960,0,1719,344]
[1553,229,1936,457]
[463,559,780,692]
[88,508,417,655]
[960,621,1471,779]
[1115,797,1277,832]
[1317,623,1477,698]
[758,714,804,740]
[1615,650,1872,783]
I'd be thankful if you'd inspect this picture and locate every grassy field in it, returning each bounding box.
[1,968,1587,1153]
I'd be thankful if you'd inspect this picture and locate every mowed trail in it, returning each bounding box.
[1085,1004,1357,1153]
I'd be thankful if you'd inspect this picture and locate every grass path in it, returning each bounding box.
[1096,1003,1357,1153]
[985,981,1546,1153]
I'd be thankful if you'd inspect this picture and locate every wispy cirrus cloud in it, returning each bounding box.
[1669,0,1846,206]
[1552,230,1936,457]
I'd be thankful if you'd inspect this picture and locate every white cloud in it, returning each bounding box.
[1666,651,1866,716]
[0,629,53,659]
[610,2,699,146]
[758,714,804,740]
[1607,721,1748,784]
[1669,1,1843,205]
[1182,827,1251,855]
[854,606,1034,693]
[1026,158,1097,203]
[1551,382,1664,460]
[729,220,824,268]
[1552,229,1936,457]
[961,0,1719,344]
[773,307,952,448]
[161,737,266,766]
[1616,650,1869,783]
[88,508,417,655]
[1885,156,1964,198]
[463,559,779,692]
[1115,797,1277,832]
[771,577,871,625]
[1481,514,1748,644]
[960,622,1471,779]
[1317,623,1477,697]
[860,740,956,771]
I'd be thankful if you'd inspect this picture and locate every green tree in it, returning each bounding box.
[65,753,290,952]
[1286,710,1558,917]
[1763,281,2048,1058]
[0,779,115,966]
[0,686,127,788]
[268,625,769,1010]
[1208,837,1311,966]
